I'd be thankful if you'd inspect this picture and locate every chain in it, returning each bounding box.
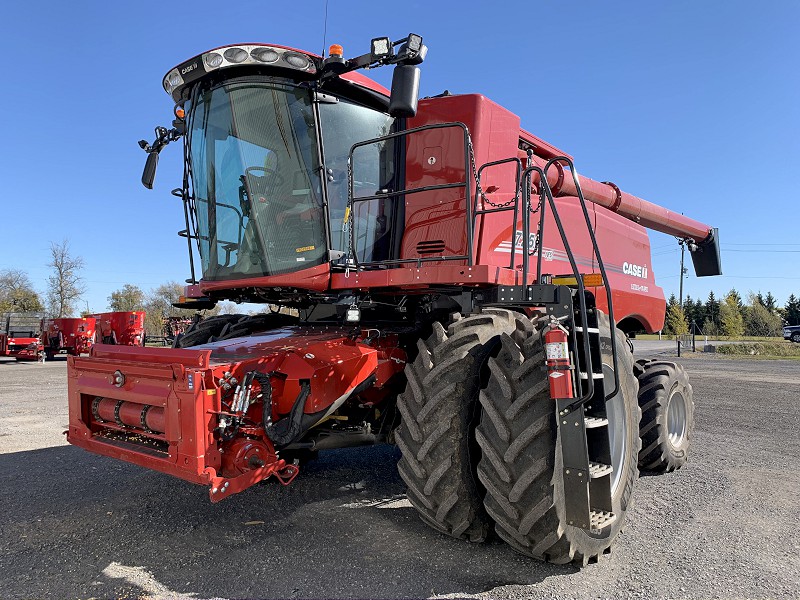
[467,134,518,209]
[344,156,354,277]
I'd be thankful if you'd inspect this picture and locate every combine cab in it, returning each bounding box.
[65,35,721,565]
[88,311,146,346]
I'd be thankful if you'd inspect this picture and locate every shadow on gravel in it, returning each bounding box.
[0,444,572,599]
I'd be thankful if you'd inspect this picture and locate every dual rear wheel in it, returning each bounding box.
[396,308,647,565]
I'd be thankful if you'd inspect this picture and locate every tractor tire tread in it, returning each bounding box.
[635,360,694,472]
[476,310,641,565]
[395,308,524,543]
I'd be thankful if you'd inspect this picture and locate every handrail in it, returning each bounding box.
[543,157,620,403]
[347,122,475,268]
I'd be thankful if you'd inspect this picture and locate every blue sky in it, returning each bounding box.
[1,1,798,312]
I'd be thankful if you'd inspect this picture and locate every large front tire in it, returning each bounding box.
[476,310,641,565]
[395,309,524,542]
[635,359,694,472]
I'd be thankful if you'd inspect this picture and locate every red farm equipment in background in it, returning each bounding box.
[88,311,146,346]
[41,317,95,359]
[0,312,43,360]
[65,35,722,565]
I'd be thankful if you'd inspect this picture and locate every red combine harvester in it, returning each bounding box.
[0,312,43,359]
[66,35,721,565]
[88,311,146,346]
[41,317,96,359]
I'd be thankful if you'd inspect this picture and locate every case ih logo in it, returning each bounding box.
[181,62,198,75]
[623,262,648,279]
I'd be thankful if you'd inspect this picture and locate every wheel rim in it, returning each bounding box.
[602,365,627,495]
[666,391,688,447]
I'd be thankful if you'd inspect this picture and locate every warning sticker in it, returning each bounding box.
[296,245,315,253]
[545,342,569,360]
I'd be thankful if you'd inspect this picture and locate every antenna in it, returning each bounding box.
[321,0,329,57]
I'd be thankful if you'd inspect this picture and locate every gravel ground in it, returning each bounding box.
[0,352,798,599]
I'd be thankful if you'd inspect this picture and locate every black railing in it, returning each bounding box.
[347,122,474,269]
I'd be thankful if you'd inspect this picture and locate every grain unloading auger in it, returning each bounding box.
[66,34,720,566]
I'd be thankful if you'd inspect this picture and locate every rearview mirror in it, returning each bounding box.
[389,65,420,118]
[142,152,159,189]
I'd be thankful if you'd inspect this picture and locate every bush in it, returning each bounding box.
[716,342,800,357]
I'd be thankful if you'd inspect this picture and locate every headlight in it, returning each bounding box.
[166,45,317,99]
[205,52,224,69]
[251,47,279,63]
[283,52,310,70]
[223,47,249,63]
[163,68,184,93]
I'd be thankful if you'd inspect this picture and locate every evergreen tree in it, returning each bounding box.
[704,291,720,329]
[727,288,743,310]
[682,295,704,331]
[764,292,777,313]
[785,294,800,326]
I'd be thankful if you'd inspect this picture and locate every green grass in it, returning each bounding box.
[635,334,784,342]
[716,342,800,358]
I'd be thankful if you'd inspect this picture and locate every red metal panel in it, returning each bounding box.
[43,317,96,354]
[198,262,331,294]
[87,311,146,346]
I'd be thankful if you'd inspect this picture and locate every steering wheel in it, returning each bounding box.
[243,166,285,199]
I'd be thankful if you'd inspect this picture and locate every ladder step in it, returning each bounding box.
[589,509,616,531]
[573,326,600,333]
[584,416,608,428]
[589,461,613,478]
[578,371,605,380]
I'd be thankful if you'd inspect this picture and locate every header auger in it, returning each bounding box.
[67,34,720,566]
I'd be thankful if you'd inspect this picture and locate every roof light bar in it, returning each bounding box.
[163,44,317,99]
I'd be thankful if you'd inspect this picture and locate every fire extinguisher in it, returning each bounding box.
[544,322,574,399]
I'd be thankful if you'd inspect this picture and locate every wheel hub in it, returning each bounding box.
[603,365,627,495]
[666,391,688,447]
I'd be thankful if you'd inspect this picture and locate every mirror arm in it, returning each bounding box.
[138,125,184,189]
[138,125,182,156]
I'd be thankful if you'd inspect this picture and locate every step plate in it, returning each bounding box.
[589,509,617,532]
[589,461,613,478]
[584,416,609,428]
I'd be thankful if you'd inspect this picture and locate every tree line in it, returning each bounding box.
[0,239,225,336]
[0,240,84,317]
[663,290,799,337]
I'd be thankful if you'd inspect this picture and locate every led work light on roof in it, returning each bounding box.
[370,37,392,59]
[283,52,310,69]
[205,52,223,68]
[163,69,184,94]
[250,47,279,63]
[223,47,249,63]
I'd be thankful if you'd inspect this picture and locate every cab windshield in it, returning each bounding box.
[188,79,325,280]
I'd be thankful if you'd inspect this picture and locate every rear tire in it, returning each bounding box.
[476,310,641,565]
[791,332,800,343]
[218,312,299,340]
[395,309,525,542]
[173,315,243,348]
[634,359,694,472]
